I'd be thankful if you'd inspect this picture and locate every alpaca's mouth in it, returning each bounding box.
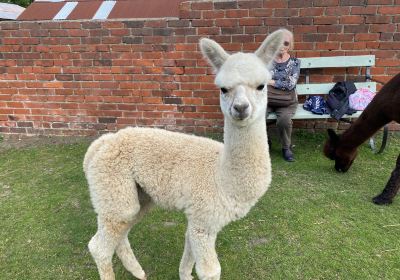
[232,111,250,121]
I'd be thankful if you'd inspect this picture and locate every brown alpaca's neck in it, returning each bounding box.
[340,102,390,149]
[341,72,400,149]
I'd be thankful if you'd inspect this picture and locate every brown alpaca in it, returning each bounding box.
[324,72,400,205]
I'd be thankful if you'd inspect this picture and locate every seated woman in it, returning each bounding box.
[267,28,301,162]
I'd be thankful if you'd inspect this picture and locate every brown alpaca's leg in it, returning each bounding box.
[373,153,400,205]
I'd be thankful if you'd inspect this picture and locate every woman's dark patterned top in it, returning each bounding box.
[270,57,301,91]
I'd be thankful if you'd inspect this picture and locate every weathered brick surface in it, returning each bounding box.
[1,0,399,136]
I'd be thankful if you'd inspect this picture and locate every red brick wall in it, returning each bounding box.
[1,0,399,136]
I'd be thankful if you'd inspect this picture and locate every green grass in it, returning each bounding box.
[0,131,400,280]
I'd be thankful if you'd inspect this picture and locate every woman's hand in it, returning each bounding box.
[267,80,276,86]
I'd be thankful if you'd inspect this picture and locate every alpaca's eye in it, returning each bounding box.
[256,84,265,91]
[220,87,228,94]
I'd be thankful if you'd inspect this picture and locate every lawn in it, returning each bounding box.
[0,130,399,280]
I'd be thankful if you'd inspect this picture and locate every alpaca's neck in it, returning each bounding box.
[217,116,271,204]
[340,103,390,150]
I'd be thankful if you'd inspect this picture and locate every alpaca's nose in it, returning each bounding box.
[233,103,249,114]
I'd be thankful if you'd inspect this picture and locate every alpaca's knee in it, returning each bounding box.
[88,233,106,260]
[179,261,195,280]
[195,259,221,280]
[179,269,194,280]
[88,233,116,280]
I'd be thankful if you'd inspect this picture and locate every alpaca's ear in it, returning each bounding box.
[200,38,230,71]
[255,29,285,66]
[327,129,340,143]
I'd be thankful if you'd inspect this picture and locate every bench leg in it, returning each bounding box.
[369,125,389,154]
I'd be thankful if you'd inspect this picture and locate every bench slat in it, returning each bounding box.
[296,82,376,95]
[299,55,375,69]
[267,104,363,120]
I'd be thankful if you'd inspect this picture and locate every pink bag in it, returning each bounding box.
[349,87,376,111]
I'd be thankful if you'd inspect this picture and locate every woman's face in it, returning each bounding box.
[279,35,291,55]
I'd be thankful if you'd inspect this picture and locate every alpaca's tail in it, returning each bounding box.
[83,133,114,176]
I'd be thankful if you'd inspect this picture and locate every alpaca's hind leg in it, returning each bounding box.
[179,229,195,280]
[188,226,221,280]
[88,218,134,280]
[116,236,146,279]
[115,199,153,280]
[89,182,146,280]
[373,153,400,205]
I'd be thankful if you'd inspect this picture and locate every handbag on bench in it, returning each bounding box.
[267,85,297,107]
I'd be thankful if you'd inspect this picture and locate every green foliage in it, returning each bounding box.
[0,0,33,8]
[0,131,399,279]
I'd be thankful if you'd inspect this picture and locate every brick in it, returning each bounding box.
[379,6,400,14]
[289,0,313,7]
[226,9,249,18]
[370,24,396,32]
[340,15,364,24]
[343,25,369,33]
[351,6,377,15]
[263,0,287,8]
[214,1,238,10]
[365,15,392,24]
[203,10,226,19]
[17,121,33,128]
[163,97,182,105]
[315,42,341,51]
[289,17,313,25]
[314,17,338,25]
[313,0,340,6]
[98,117,117,124]
[300,7,324,16]
[368,0,392,3]
[192,19,215,27]
[317,25,343,33]
[215,18,239,27]
[340,0,365,6]
[250,8,273,17]
[325,7,350,16]
[238,0,263,9]
[303,33,328,42]
[191,1,213,10]
[355,33,380,41]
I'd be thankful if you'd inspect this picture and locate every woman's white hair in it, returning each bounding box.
[278,28,294,51]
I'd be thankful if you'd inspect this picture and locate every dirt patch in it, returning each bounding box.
[0,134,95,152]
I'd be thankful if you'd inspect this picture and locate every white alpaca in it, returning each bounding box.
[84,29,285,280]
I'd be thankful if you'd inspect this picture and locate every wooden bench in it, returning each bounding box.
[267,55,388,153]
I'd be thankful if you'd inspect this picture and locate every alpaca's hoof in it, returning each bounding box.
[132,269,146,280]
[372,195,393,205]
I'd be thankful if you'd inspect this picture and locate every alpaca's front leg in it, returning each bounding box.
[188,226,221,280]
[179,230,195,280]
[373,153,400,205]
